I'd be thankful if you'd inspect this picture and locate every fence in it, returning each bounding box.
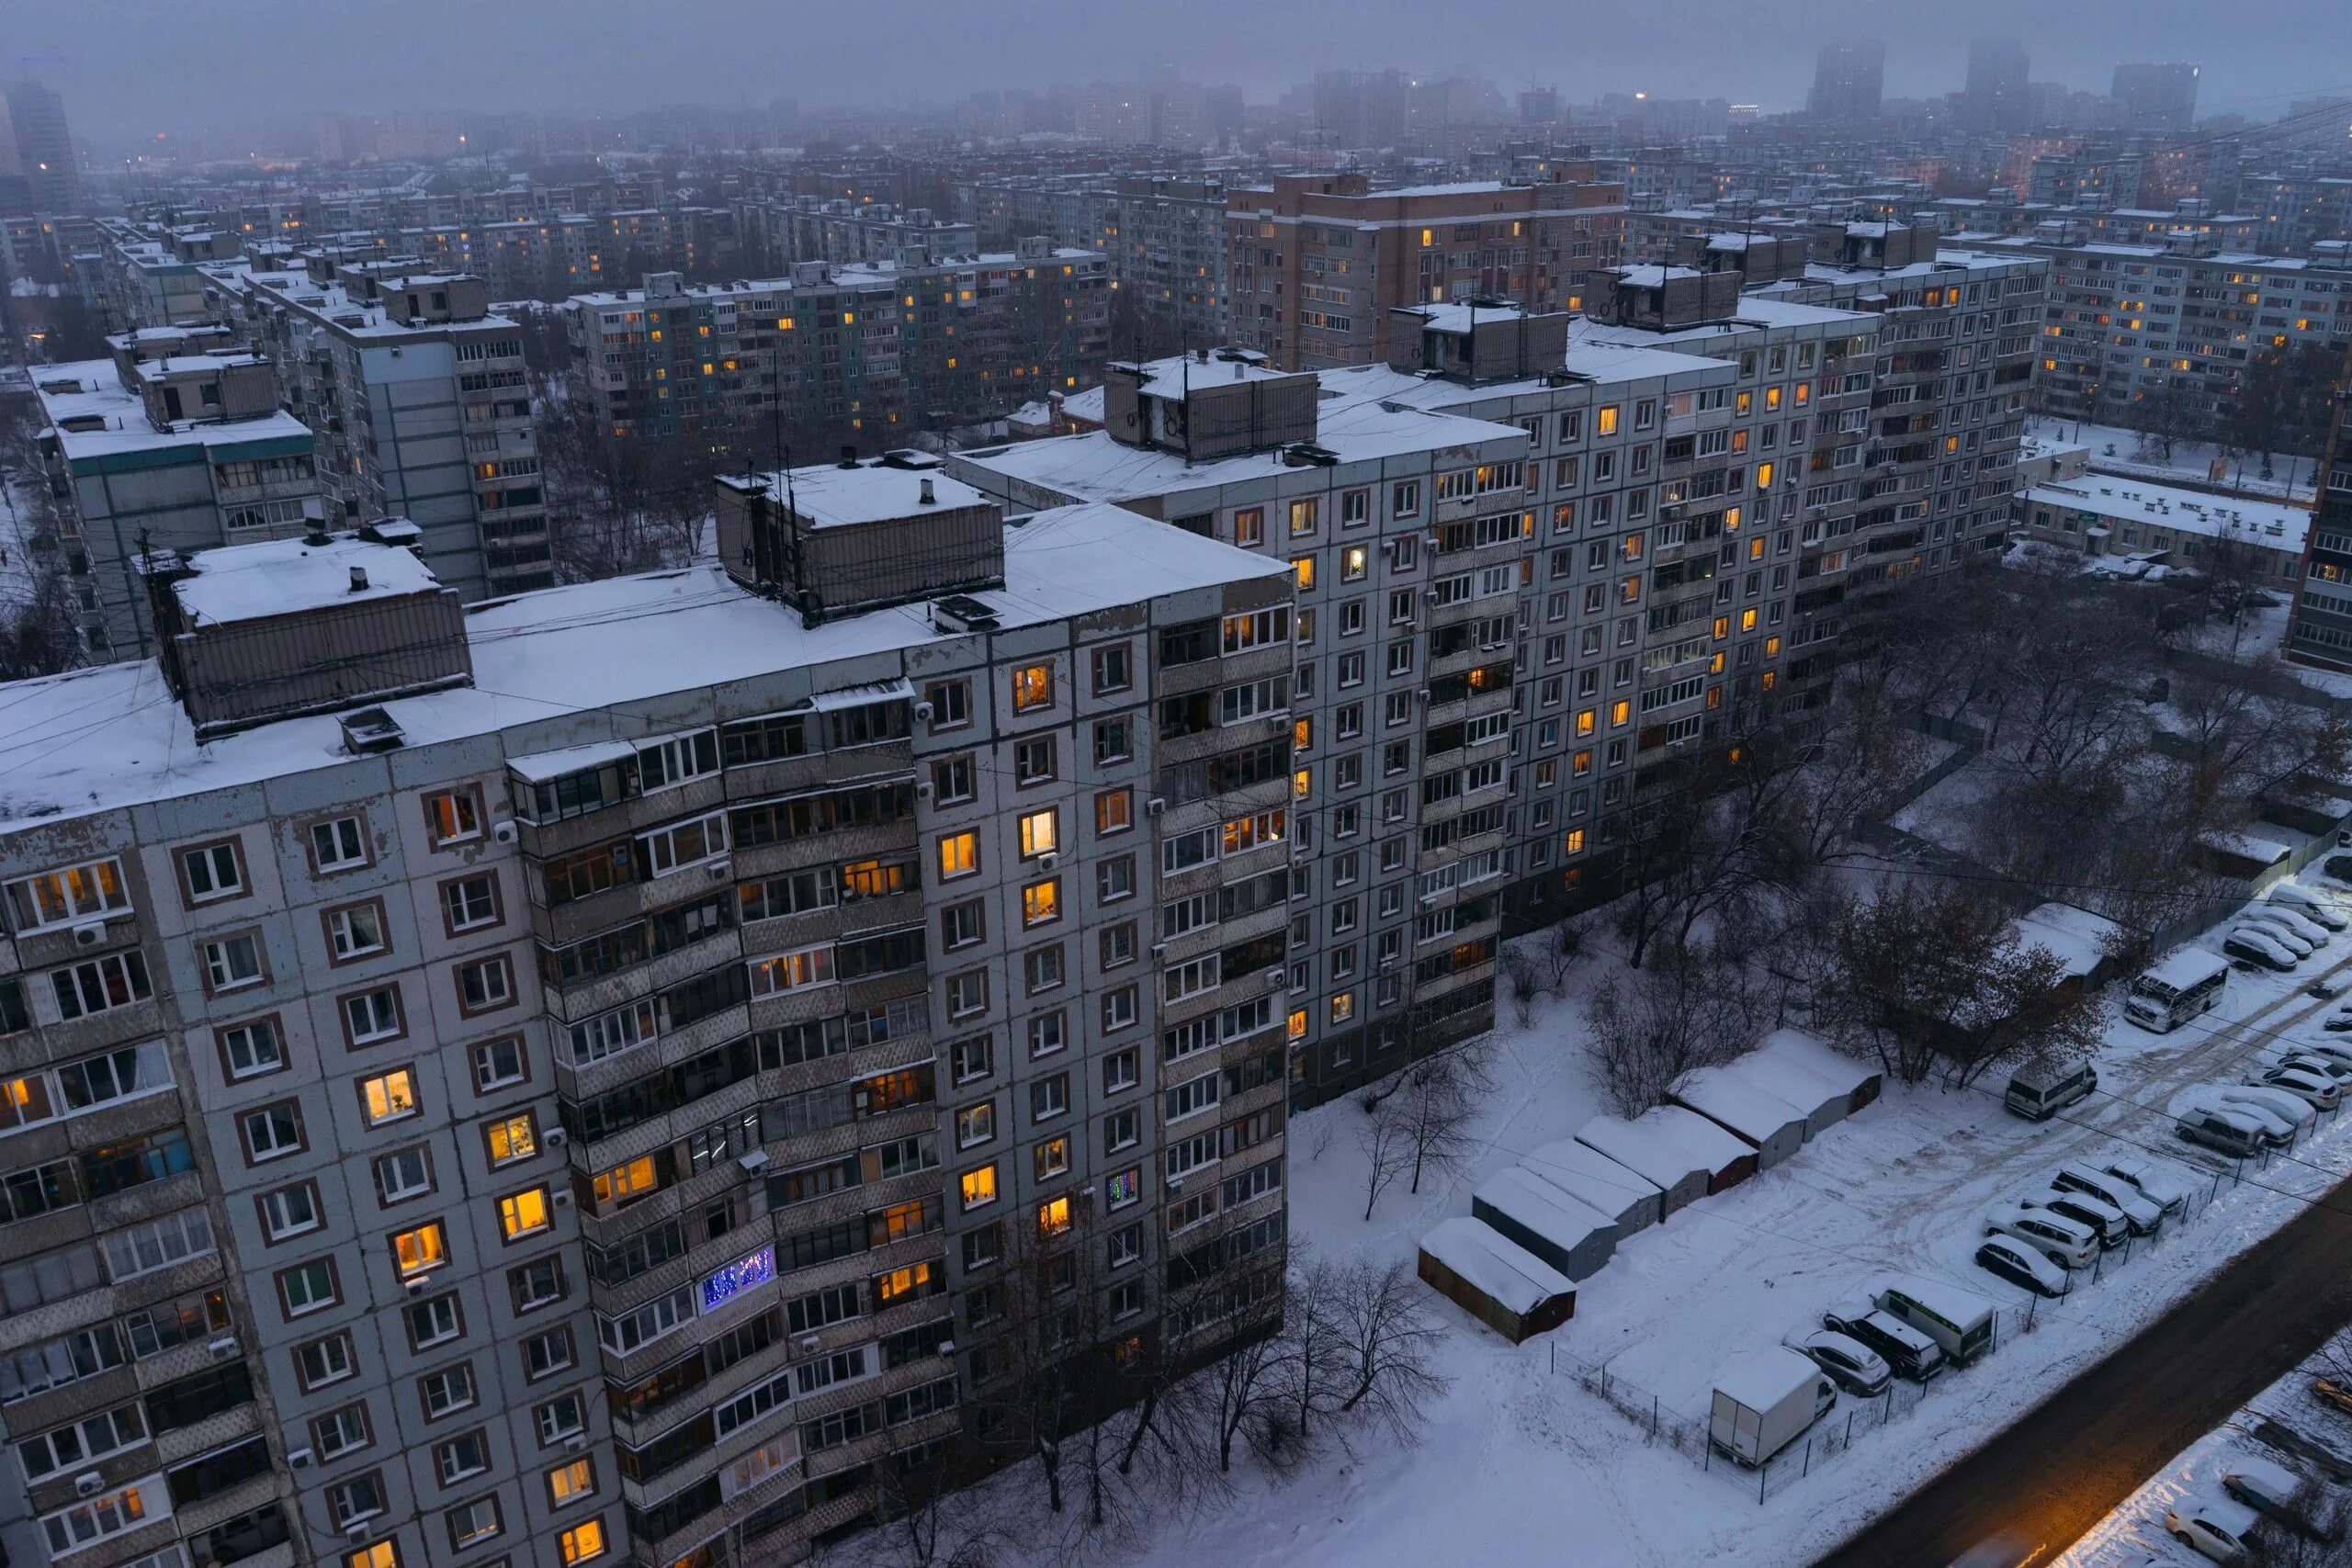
[1544,1168,2232,1502]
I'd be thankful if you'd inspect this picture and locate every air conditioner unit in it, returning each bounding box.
[74,1472,104,1497]
[1265,713,1287,730]
[288,1448,314,1468]
[1149,942,1168,957]
[564,1434,588,1452]
[936,1338,957,1357]
[1417,688,1433,703]
[913,701,934,721]
[544,1127,569,1149]
[1145,797,1166,817]
[71,920,105,947]
[798,1334,820,1353]
[1422,532,1441,547]
[1379,953,1397,970]
[345,1518,377,1539]
[737,1149,770,1172]
[207,1337,238,1359]
[1263,967,1285,986]
[1421,586,1439,600]
[405,1276,433,1293]
[914,781,933,798]
[839,886,865,903]
[491,819,519,845]
[705,860,730,881]
[552,1190,573,1208]
[1038,852,1058,871]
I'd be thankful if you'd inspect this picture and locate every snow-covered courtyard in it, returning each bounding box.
[1111,879,2352,1568]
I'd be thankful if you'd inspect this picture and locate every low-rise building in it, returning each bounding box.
[2020,471,2309,584]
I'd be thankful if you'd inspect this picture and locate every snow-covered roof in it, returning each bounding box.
[0,502,1287,834]
[2202,829,2292,865]
[33,356,312,465]
[2027,478,2308,555]
[2011,902,2122,980]
[1752,1029,1877,1099]
[1610,265,1704,288]
[1674,1067,1806,1144]
[1643,1103,1755,1174]
[172,535,444,628]
[1521,1138,1661,1221]
[1419,1217,1574,1314]
[1713,1346,1820,1412]
[1715,1053,1842,1121]
[1475,1168,1612,1259]
[2141,945,2231,992]
[746,463,988,529]
[1574,1111,1709,1190]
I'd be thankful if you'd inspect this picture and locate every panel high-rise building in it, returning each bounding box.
[2,80,83,215]
[1806,40,1885,122]
[2111,62,2200,131]
[1962,39,2031,133]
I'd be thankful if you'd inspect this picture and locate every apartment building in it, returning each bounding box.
[30,329,321,657]
[0,463,1295,1568]
[734,199,978,271]
[92,220,227,332]
[205,259,554,599]
[2020,471,2309,584]
[955,175,1228,346]
[563,243,1112,444]
[2287,376,2352,671]
[1224,173,1626,372]
[1979,228,2352,425]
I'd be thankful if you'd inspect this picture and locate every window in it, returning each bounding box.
[512,1259,565,1314]
[375,1146,432,1203]
[1233,507,1264,545]
[201,932,266,993]
[961,1163,999,1210]
[279,1258,339,1317]
[181,841,244,904]
[422,1367,479,1423]
[407,1293,462,1349]
[1091,644,1131,694]
[548,1457,596,1508]
[344,987,404,1046]
[4,858,128,933]
[485,1113,537,1167]
[1098,855,1134,903]
[523,1326,574,1380]
[219,1018,284,1078]
[296,1333,356,1390]
[535,1394,585,1446]
[956,1102,995,1148]
[471,1036,526,1092]
[447,1496,502,1550]
[311,816,369,873]
[1037,1195,1072,1237]
[1035,1135,1071,1181]
[1023,879,1060,927]
[1012,664,1053,712]
[392,1221,448,1279]
[559,1519,607,1566]
[442,874,499,932]
[424,788,483,846]
[951,1035,994,1084]
[924,680,971,729]
[1014,737,1056,784]
[312,1404,370,1460]
[1019,809,1058,858]
[937,830,978,881]
[457,955,515,1014]
[750,944,833,997]
[945,970,988,1019]
[499,1188,551,1240]
[1102,985,1137,1032]
[1392,479,1421,518]
[345,1542,398,1568]
[243,1102,303,1162]
[360,1068,418,1126]
[1031,1074,1069,1122]
[50,952,152,1021]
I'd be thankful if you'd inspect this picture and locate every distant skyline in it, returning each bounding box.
[13,0,2352,143]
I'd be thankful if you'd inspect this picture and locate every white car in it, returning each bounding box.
[2226,927,2301,971]
[2165,1493,2260,1562]
[2097,1156,2191,1218]
[1975,1235,2070,1298]
[2184,1088,2299,1145]
[1984,1202,2098,1269]
[2241,916,2316,958]
[2289,1037,2352,1071]
[1793,1329,1891,1397]
[2220,1454,2302,1522]
[2261,1045,2352,1082]
[2247,1062,2340,1111]
[2020,1186,2128,1247]
[2216,1083,2316,1135]
[2271,883,2351,930]
[2257,906,2333,948]
[2052,1161,2165,1235]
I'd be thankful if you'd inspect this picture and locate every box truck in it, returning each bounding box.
[1708,1346,1837,1468]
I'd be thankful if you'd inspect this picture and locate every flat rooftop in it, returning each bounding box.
[0,502,1287,834]
[2027,476,2310,551]
[33,358,312,465]
[173,534,444,628]
[222,266,520,338]
[747,461,990,529]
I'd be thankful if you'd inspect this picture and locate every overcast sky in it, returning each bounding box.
[16,0,2352,141]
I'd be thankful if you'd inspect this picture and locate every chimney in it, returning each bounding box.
[349,567,369,592]
[919,477,936,506]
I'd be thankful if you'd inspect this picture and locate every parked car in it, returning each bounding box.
[2052,1161,2165,1235]
[2178,1105,2269,1159]
[2226,927,2301,972]
[1984,1202,2097,1269]
[2271,884,2350,930]
[2323,1010,2352,1033]
[2242,916,2316,958]
[2097,1156,2191,1218]
[2216,1084,2315,1136]
[2323,853,2352,885]
[2262,1048,2352,1086]
[2257,907,2334,948]
[1819,1303,1944,1383]
[2165,1493,2260,1562]
[2004,1059,2098,1122]
[2310,975,2349,999]
[2249,1063,2341,1111]
[2289,1038,2352,1073]
[1792,1329,1891,1397]
[1976,1235,2069,1298]
[2019,1186,2128,1248]
[2180,1087,2299,1145]
[2220,1456,2311,1531]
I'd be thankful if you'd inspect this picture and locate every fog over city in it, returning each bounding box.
[13,0,2352,137]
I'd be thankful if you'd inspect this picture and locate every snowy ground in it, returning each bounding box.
[2057,1352,2352,1565]
[2031,416,2320,504]
[1114,878,2352,1568]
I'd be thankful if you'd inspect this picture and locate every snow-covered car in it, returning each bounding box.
[2226,927,2301,972]
[2165,1493,2260,1562]
[2177,1104,2268,1158]
[2323,1010,2352,1033]
[2096,1156,2191,1218]
[2188,1089,2299,1145]
[2256,907,2333,948]
[2052,1161,2165,1235]
[1818,1303,1943,1382]
[2216,1083,2315,1136]
[2019,1186,2127,1247]
[2219,1455,2305,1526]
[1984,1202,2097,1269]
[2247,1062,2341,1111]
[1974,1235,2069,1298]
[1792,1330,1890,1397]
[2271,884,2350,930]
[2241,917,2316,958]
[2310,975,2350,1000]
[2262,1045,2352,1082]
[2290,1037,2352,1071]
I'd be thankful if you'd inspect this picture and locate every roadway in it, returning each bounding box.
[1812,1154,2352,1567]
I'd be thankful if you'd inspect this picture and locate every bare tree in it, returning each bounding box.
[1394,1044,1490,1196]
[1585,948,1759,1115]
[1327,1258,1450,1438]
[1356,1108,1413,1221]
[1281,1252,1351,1446]
[1203,1312,1295,1473]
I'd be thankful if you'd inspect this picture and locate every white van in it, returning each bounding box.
[2005,1060,2097,1122]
